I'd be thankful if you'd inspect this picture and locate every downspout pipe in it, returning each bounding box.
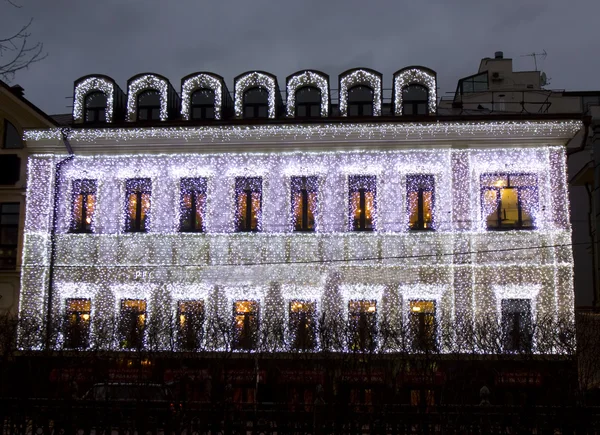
[567,116,591,158]
[45,128,74,350]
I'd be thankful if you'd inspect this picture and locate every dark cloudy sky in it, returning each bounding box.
[2,0,599,115]
[2,0,598,305]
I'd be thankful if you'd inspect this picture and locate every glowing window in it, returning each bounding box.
[402,85,428,115]
[235,177,262,232]
[64,298,91,349]
[180,178,207,232]
[291,176,318,232]
[295,86,322,118]
[70,179,97,233]
[407,175,434,230]
[125,178,151,233]
[243,87,269,119]
[137,90,161,121]
[348,300,377,351]
[191,88,215,120]
[347,86,374,117]
[481,174,537,230]
[410,300,436,351]
[119,299,147,349]
[178,300,205,351]
[502,299,532,352]
[84,92,107,123]
[233,300,259,350]
[289,300,316,350]
[348,175,376,231]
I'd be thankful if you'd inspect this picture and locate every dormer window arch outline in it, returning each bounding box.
[286,70,330,118]
[126,73,170,122]
[181,72,224,121]
[393,66,437,116]
[338,68,382,117]
[234,71,278,119]
[73,75,115,123]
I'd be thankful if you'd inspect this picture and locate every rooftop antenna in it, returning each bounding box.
[520,49,547,71]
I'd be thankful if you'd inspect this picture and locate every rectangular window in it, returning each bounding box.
[0,203,18,269]
[125,178,151,232]
[348,175,376,231]
[64,298,91,349]
[481,174,537,230]
[70,179,97,233]
[407,175,434,230]
[235,177,262,232]
[348,300,377,351]
[180,178,207,232]
[233,300,259,350]
[178,300,205,351]
[291,176,318,232]
[410,300,436,351]
[502,299,533,352]
[289,300,316,350]
[119,299,147,349]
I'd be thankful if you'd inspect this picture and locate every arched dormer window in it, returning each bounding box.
[402,85,428,115]
[295,86,321,118]
[191,88,216,120]
[84,92,107,123]
[243,87,269,119]
[137,90,161,121]
[393,66,437,115]
[338,68,382,117]
[348,86,374,117]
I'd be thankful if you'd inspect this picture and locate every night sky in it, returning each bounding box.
[1,0,597,305]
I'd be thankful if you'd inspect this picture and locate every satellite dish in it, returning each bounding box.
[540,72,548,87]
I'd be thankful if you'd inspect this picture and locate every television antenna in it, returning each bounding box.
[520,49,547,71]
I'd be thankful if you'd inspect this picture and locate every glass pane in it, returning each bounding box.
[297,106,306,117]
[423,191,433,228]
[243,88,268,104]
[483,189,499,228]
[0,214,18,225]
[85,92,107,109]
[403,85,428,101]
[364,191,375,229]
[289,300,316,350]
[127,193,138,228]
[349,105,359,117]
[295,86,321,104]
[258,106,268,118]
[192,89,215,105]
[403,104,414,115]
[140,193,151,231]
[0,227,17,245]
[500,188,519,226]
[1,204,19,214]
[244,106,254,118]
[348,86,373,102]
[350,191,361,229]
[205,107,215,119]
[97,110,106,122]
[362,104,373,116]
[138,90,160,107]
[417,103,428,115]
[236,178,261,231]
[192,108,203,119]
[3,121,21,149]
[310,105,321,117]
[408,190,419,228]
[151,108,160,120]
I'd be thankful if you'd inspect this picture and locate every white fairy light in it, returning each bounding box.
[234,72,277,119]
[286,71,329,117]
[24,120,582,143]
[73,77,115,123]
[180,73,223,121]
[18,136,575,354]
[394,67,437,115]
[126,74,170,122]
[339,69,382,117]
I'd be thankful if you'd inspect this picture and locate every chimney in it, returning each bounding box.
[10,85,24,97]
[494,51,504,59]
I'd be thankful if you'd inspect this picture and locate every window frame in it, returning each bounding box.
[294,86,322,118]
[0,202,19,269]
[233,300,259,350]
[190,88,216,120]
[291,176,318,232]
[64,298,91,349]
[124,178,151,233]
[83,91,108,123]
[70,179,97,233]
[179,178,207,233]
[235,177,262,232]
[2,119,22,149]
[288,300,317,350]
[407,174,435,231]
[348,300,377,352]
[119,298,147,350]
[348,175,377,231]
[402,84,429,115]
[177,300,205,351]
[481,173,537,230]
[242,87,269,119]
[136,89,161,121]
[347,85,374,117]
[501,298,533,352]
[409,300,437,351]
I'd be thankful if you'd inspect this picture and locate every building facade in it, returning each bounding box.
[17,66,581,357]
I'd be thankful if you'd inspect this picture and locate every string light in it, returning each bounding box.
[181,73,223,121]
[339,69,382,117]
[126,74,169,122]
[72,76,115,123]
[234,72,277,119]
[286,71,329,118]
[393,67,437,115]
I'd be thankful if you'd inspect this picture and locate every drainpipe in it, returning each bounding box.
[45,129,74,350]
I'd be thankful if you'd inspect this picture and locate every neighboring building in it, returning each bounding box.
[14,67,584,408]
[0,80,57,315]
